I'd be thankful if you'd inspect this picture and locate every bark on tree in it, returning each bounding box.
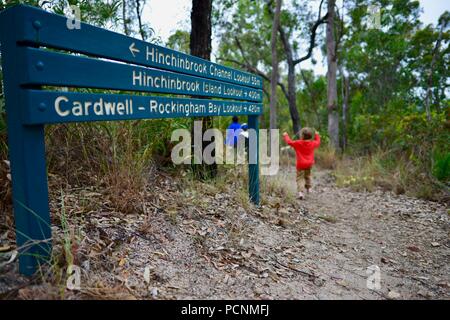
[276,0,327,136]
[326,0,339,150]
[342,74,349,151]
[190,0,216,179]
[135,0,146,40]
[300,70,321,133]
[269,0,282,131]
[279,28,301,135]
[123,0,130,36]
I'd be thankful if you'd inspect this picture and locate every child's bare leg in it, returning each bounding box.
[305,169,312,193]
[296,170,305,199]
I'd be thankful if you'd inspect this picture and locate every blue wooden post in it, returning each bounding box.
[0,8,52,276]
[248,115,259,205]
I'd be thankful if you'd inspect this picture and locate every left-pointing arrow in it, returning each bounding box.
[129,42,140,57]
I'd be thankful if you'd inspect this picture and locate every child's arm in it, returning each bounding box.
[312,131,321,148]
[283,132,297,147]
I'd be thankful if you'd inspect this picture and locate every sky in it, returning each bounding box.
[142,0,449,75]
[142,0,191,42]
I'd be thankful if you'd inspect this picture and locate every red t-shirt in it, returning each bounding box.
[284,133,321,170]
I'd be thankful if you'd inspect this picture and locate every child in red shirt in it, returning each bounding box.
[283,128,320,199]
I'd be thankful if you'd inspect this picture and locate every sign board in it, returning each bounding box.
[0,5,262,276]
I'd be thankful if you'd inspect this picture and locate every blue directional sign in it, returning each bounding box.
[24,91,263,124]
[22,48,263,102]
[15,5,263,89]
[0,4,261,276]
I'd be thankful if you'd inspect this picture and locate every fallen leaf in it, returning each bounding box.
[336,279,349,288]
[143,266,151,284]
[387,291,401,299]
[253,245,264,253]
[0,245,11,252]
[0,250,18,267]
[407,245,420,252]
[431,242,440,247]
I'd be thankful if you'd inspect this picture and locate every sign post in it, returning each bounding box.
[0,9,52,275]
[0,5,263,275]
[248,115,260,204]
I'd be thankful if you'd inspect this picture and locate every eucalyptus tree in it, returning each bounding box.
[270,0,283,130]
[190,0,217,179]
[409,11,449,118]
[337,0,449,150]
[340,0,422,114]
[277,0,328,135]
[216,0,328,135]
[326,0,339,149]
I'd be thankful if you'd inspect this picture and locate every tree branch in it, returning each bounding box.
[232,36,289,99]
[271,0,327,66]
[300,69,313,94]
[293,12,328,65]
[278,24,293,64]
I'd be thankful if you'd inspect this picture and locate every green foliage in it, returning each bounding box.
[296,73,327,132]
[433,150,450,182]
[346,108,449,196]
[0,0,448,202]
[166,30,190,53]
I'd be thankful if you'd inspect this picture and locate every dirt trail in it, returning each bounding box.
[273,168,449,299]
[0,167,449,300]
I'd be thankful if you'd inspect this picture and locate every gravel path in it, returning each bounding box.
[1,167,448,299]
[270,168,450,299]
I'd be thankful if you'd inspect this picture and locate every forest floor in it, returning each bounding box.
[0,166,449,300]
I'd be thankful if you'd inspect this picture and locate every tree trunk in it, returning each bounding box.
[190,0,212,58]
[279,27,301,135]
[123,0,129,36]
[135,0,146,40]
[226,3,326,136]
[269,0,282,131]
[287,62,301,135]
[190,0,216,179]
[300,70,321,132]
[326,0,339,150]
[342,74,349,151]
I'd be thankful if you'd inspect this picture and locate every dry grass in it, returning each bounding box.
[101,163,147,214]
[43,122,154,215]
[282,139,447,202]
[315,145,338,170]
[333,150,447,201]
[0,160,12,236]
[260,174,296,205]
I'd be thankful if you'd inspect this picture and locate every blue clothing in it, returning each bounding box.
[226,122,242,146]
